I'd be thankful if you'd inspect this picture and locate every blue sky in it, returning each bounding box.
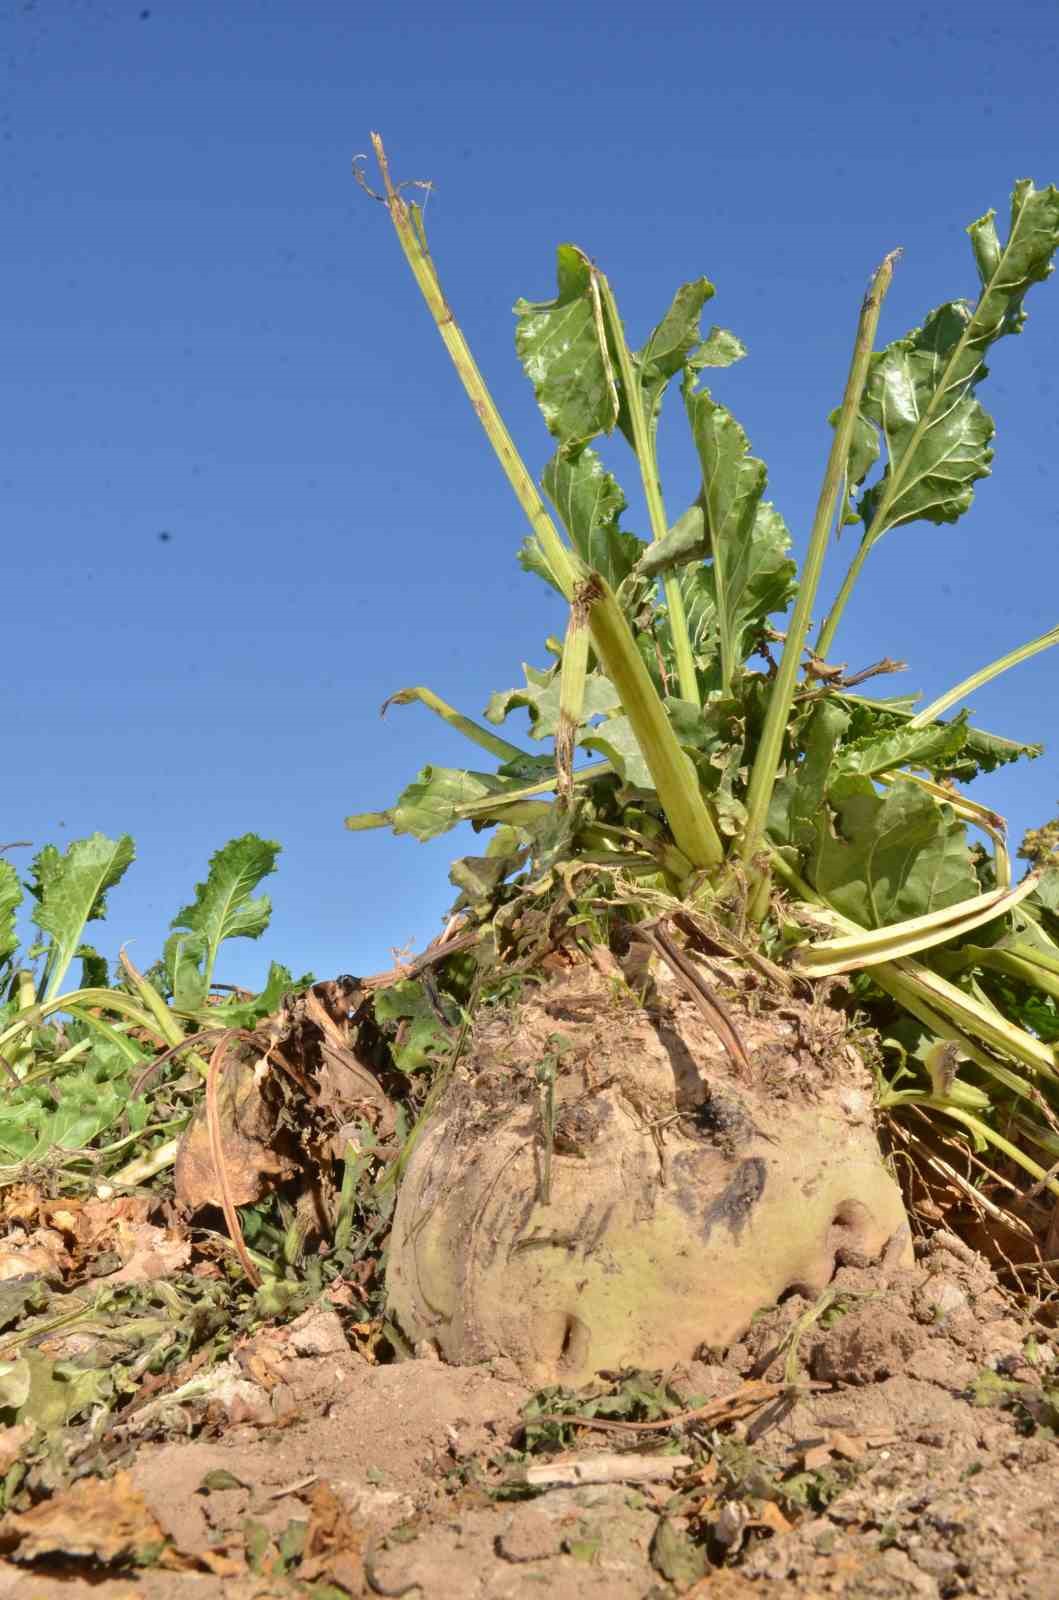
[4,0,1058,990]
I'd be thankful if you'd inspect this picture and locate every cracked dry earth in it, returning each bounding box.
[3,1228,1058,1599]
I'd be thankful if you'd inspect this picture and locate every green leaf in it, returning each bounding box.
[648,500,795,690]
[650,1517,706,1587]
[389,766,537,842]
[0,861,21,973]
[519,447,645,594]
[808,776,980,929]
[1032,868,1059,915]
[373,980,453,1072]
[513,245,617,449]
[831,715,970,780]
[0,1280,48,1334]
[0,1348,112,1430]
[199,1470,249,1493]
[942,724,1043,781]
[579,695,725,793]
[856,181,1059,540]
[834,407,881,528]
[768,700,851,855]
[30,833,135,1002]
[681,388,797,688]
[635,498,707,577]
[163,930,209,1012]
[449,826,528,907]
[514,256,744,461]
[837,693,1041,780]
[78,944,109,990]
[169,835,280,996]
[624,280,741,446]
[486,660,620,741]
[579,714,654,789]
[212,963,314,1029]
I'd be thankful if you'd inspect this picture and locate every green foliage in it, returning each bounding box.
[807,777,980,929]
[513,245,618,450]
[373,978,456,1072]
[28,832,135,1001]
[362,159,1059,1208]
[0,832,305,1188]
[167,833,280,1005]
[521,447,647,597]
[853,182,1059,543]
[0,861,21,978]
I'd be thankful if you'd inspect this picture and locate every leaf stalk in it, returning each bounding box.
[740,251,900,871]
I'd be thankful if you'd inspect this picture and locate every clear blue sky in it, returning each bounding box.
[4,0,1058,990]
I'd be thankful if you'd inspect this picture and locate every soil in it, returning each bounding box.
[4,1227,1057,1598]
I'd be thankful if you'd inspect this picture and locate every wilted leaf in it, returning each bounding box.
[106,1220,191,1284]
[0,1422,32,1476]
[175,1055,296,1211]
[0,1227,68,1285]
[808,775,979,928]
[0,1469,174,1566]
[298,1478,365,1593]
[29,832,135,1001]
[650,1515,706,1586]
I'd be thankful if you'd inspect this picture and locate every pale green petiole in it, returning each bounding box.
[368,134,724,873]
[794,873,1040,976]
[556,597,591,803]
[382,686,530,765]
[740,252,900,877]
[908,622,1059,729]
[768,845,1056,1080]
[595,273,701,709]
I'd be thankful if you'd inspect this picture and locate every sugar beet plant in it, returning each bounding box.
[353,137,1059,1204]
[0,833,303,1186]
